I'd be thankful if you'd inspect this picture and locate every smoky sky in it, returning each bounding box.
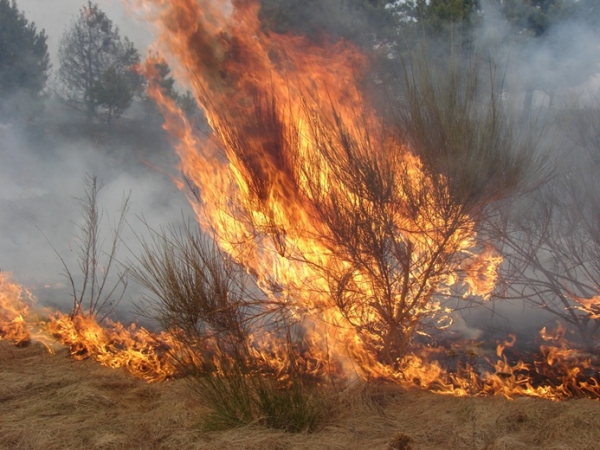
[0,1,187,319]
[16,0,153,62]
[3,0,600,333]
[0,109,193,318]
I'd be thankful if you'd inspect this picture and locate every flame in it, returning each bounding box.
[1,271,598,397]
[573,295,600,320]
[0,272,176,382]
[3,0,597,401]
[0,272,33,346]
[132,0,504,378]
[45,314,177,382]
[125,0,600,398]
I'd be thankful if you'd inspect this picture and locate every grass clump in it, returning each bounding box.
[131,223,332,432]
[196,369,329,432]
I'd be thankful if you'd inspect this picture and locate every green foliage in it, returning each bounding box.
[425,0,480,33]
[141,59,179,122]
[497,0,576,36]
[152,61,177,100]
[91,67,133,124]
[194,366,330,432]
[176,90,199,119]
[0,0,49,121]
[388,0,481,47]
[58,1,141,122]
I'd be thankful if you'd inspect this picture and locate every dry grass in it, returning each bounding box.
[1,340,599,450]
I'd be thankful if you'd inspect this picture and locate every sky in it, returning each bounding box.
[17,0,154,63]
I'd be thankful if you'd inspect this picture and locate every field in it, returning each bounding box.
[1,341,599,450]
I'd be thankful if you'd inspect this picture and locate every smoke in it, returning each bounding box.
[3,0,600,340]
[477,0,600,110]
[0,100,192,319]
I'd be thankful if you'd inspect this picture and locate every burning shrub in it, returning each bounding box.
[0,272,35,346]
[136,0,542,378]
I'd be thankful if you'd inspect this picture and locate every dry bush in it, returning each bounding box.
[43,174,130,321]
[494,150,600,346]
[131,223,332,432]
[131,223,251,361]
[293,50,544,363]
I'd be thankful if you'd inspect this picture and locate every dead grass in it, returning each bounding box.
[1,341,599,450]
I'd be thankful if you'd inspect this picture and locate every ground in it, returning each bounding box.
[1,341,599,450]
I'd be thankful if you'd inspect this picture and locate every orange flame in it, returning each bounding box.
[0,272,176,382]
[45,314,177,382]
[1,0,591,400]
[132,0,504,378]
[0,272,33,346]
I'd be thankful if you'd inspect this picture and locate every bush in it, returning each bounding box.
[131,223,332,431]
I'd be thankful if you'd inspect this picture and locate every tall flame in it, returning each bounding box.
[2,0,594,401]
[132,0,504,375]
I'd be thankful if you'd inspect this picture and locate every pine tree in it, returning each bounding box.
[0,0,50,121]
[58,1,141,122]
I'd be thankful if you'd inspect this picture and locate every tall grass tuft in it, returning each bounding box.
[131,222,332,432]
[393,45,546,214]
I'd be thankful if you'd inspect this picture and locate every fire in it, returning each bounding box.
[133,0,502,372]
[128,0,600,399]
[0,272,34,346]
[2,0,597,402]
[0,272,176,382]
[45,314,177,382]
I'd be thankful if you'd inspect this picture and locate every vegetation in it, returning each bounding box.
[43,175,130,321]
[493,100,600,346]
[0,0,50,121]
[57,1,142,122]
[3,0,600,439]
[131,223,331,431]
[2,341,600,449]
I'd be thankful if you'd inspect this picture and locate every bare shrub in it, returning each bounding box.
[494,156,600,346]
[43,174,130,321]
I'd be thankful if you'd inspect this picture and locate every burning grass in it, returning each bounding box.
[1,340,599,450]
[135,0,546,389]
[1,0,599,444]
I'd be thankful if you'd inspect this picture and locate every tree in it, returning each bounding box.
[91,67,133,124]
[258,0,397,47]
[58,1,141,122]
[0,0,50,121]
[140,57,178,122]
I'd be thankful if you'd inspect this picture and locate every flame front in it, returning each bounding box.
[133,0,503,375]
[0,272,34,346]
[1,0,596,401]
[0,272,175,382]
